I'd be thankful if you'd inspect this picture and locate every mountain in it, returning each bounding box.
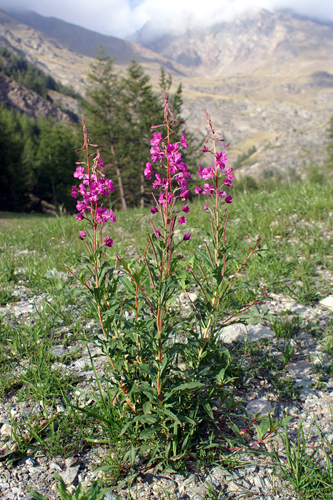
[0,74,69,122]
[3,9,182,70]
[0,7,332,181]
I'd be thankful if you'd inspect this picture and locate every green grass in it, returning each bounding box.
[0,179,333,497]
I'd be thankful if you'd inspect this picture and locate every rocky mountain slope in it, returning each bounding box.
[0,7,332,180]
[0,74,69,122]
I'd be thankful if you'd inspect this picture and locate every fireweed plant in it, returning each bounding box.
[70,95,266,470]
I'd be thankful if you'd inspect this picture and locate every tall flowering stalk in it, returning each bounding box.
[71,103,266,467]
[184,111,265,365]
[70,117,116,366]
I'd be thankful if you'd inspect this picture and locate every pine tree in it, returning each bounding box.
[34,119,78,212]
[121,60,161,207]
[83,48,128,210]
[0,106,31,211]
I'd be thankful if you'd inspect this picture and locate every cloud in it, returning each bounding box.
[1,0,333,39]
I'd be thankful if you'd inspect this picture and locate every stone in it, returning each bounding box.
[246,398,273,418]
[319,296,333,311]
[248,324,275,342]
[50,345,65,357]
[59,466,80,486]
[219,323,247,343]
[0,424,11,437]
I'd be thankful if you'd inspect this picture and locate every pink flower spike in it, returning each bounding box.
[104,237,113,248]
[80,231,87,239]
[183,233,191,241]
[182,204,189,213]
[151,206,158,214]
[178,216,187,225]
[181,134,188,148]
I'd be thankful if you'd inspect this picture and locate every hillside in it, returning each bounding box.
[0,7,332,180]
[0,74,69,122]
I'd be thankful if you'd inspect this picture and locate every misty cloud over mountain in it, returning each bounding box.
[0,0,333,40]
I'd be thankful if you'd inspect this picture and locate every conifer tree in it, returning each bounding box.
[83,49,128,210]
[121,60,161,207]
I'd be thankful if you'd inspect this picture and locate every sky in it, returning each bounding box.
[1,0,333,39]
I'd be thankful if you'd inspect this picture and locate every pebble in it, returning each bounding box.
[0,290,333,499]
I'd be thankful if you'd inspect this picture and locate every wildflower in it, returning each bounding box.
[71,186,78,198]
[183,233,191,241]
[150,132,162,147]
[218,190,227,198]
[180,188,189,200]
[198,164,203,179]
[203,184,214,196]
[225,195,233,203]
[181,134,188,148]
[178,216,187,225]
[182,204,189,213]
[195,186,203,194]
[98,157,106,169]
[144,162,153,180]
[73,166,85,179]
[95,208,116,223]
[104,237,113,247]
[204,204,209,210]
[79,231,87,239]
[179,252,184,259]
[151,206,159,214]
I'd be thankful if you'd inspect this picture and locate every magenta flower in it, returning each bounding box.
[150,146,164,163]
[95,208,116,223]
[202,167,214,180]
[155,230,161,238]
[204,204,209,210]
[223,178,233,186]
[98,157,106,169]
[151,206,159,214]
[76,213,84,221]
[180,188,189,200]
[80,231,87,239]
[178,216,187,225]
[71,186,78,198]
[144,162,153,180]
[74,166,85,179]
[202,146,209,152]
[179,252,184,259]
[181,134,188,148]
[182,204,189,213]
[203,184,214,196]
[104,237,113,247]
[225,195,233,203]
[183,233,191,241]
[218,190,227,198]
[150,132,162,147]
[198,164,203,179]
[195,186,203,194]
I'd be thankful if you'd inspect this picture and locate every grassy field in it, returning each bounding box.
[1,179,333,498]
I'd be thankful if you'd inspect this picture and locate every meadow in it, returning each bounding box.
[1,179,333,499]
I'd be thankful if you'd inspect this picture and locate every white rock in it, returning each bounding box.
[247,324,275,342]
[50,345,65,357]
[319,296,333,311]
[246,398,273,418]
[59,465,80,485]
[218,323,247,343]
[0,423,11,437]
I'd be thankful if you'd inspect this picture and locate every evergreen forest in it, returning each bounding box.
[0,48,199,213]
